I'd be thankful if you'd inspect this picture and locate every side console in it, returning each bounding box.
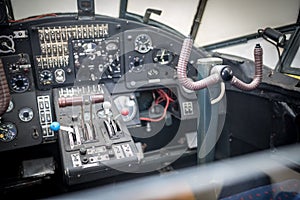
[53,84,140,185]
[0,54,43,152]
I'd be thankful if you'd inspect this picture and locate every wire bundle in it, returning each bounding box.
[140,89,174,122]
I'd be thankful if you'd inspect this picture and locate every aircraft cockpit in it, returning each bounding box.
[0,0,300,199]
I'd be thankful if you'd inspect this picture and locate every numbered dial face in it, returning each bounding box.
[19,107,34,122]
[10,74,30,93]
[153,49,174,65]
[39,70,53,85]
[114,96,138,122]
[0,122,17,142]
[129,56,144,72]
[134,34,153,54]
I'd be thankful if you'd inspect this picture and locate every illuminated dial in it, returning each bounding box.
[19,107,34,122]
[0,35,15,54]
[153,49,174,65]
[10,74,30,93]
[0,122,17,142]
[39,70,53,85]
[114,95,138,122]
[134,34,153,54]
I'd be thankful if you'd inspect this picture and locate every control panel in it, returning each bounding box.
[53,84,139,185]
[31,23,111,89]
[37,95,55,139]
[71,37,121,82]
[0,54,42,151]
[123,29,199,89]
[0,16,201,186]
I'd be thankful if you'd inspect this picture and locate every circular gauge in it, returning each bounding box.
[10,74,30,93]
[114,95,138,122]
[39,70,53,85]
[129,56,144,72]
[134,34,153,54]
[153,49,174,65]
[0,35,15,54]
[19,107,34,122]
[6,100,14,113]
[0,122,17,142]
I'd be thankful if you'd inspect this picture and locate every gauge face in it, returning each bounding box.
[114,95,138,122]
[0,122,17,142]
[0,35,15,54]
[153,49,174,65]
[134,34,153,54]
[39,70,53,85]
[129,56,144,72]
[10,74,30,93]
[19,107,34,122]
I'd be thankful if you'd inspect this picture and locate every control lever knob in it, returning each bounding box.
[103,101,112,115]
[121,108,129,116]
[50,121,60,131]
[221,67,233,81]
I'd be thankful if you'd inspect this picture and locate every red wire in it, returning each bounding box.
[140,89,173,122]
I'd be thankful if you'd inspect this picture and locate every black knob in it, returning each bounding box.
[81,157,89,164]
[79,147,87,155]
[23,112,29,118]
[221,67,233,81]
[108,150,114,158]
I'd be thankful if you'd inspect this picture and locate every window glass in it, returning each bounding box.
[10,0,120,20]
[127,0,198,36]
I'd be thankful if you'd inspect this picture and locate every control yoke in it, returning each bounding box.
[177,37,263,104]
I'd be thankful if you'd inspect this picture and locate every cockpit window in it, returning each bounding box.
[127,0,198,36]
[291,46,300,69]
[10,0,120,19]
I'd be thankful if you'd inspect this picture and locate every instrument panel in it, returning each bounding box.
[0,15,203,186]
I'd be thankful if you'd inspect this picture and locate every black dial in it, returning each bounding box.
[153,49,174,65]
[10,74,30,93]
[134,34,153,54]
[129,56,144,72]
[19,107,34,122]
[39,70,53,85]
[0,122,17,142]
